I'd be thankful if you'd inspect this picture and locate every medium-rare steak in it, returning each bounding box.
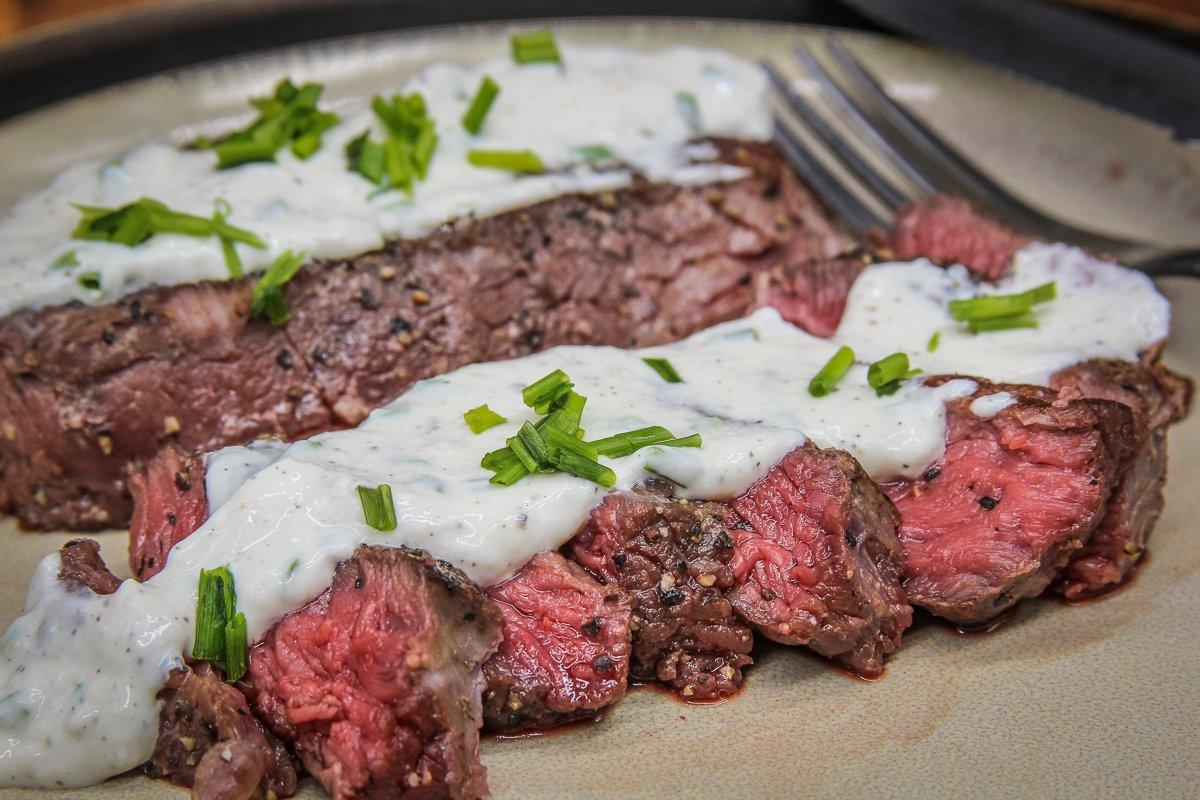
[245,546,502,800]
[0,141,844,531]
[883,379,1135,625]
[753,250,871,337]
[1050,359,1193,598]
[482,552,632,732]
[727,444,910,678]
[879,195,1031,279]
[570,483,755,700]
[129,445,209,580]
[55,539,299,800]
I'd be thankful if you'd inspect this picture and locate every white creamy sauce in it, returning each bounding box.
[969,392,1016,418]
[0,44,769,316]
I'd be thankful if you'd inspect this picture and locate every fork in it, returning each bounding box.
[765,36,1200,278]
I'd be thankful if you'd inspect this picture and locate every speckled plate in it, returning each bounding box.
[2,17,1199,800]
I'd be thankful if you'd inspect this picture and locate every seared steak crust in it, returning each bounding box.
[129,445,209,580]
[570,483,755,700]
[57,538,121,595]
[245,546,502,800]
[0,141,844,531]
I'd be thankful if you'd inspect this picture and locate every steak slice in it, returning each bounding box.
[753,250,871,337]
[482,552,632,732]
[1050,359,1193,598]
[879,195,1032,280]
[883,379,1135,625]
[570,484,755,700]
[147,663,299,800]
[245,546,502,800]
[129,445,209,580]
[0,140,845,531]
[57,538,122,595]
[727,444,910,678]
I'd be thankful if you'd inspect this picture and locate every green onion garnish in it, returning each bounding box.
[642,357,683,384]
[967,312,1039,334]
[541,424,598,461]
[675,91,701,134]
[507,435,542,473]
[658,433,702,448]
[488,458,529,486]
[808,345,855,397]
[516,421,556,468]
[464,404,507,434]
[927,331,941,353]
[51,250,79,269]
[948,282,1056,321]
[347,92,439,194]
[522,369,574,409]
[357,483,397,531]
[462,76,500,134]
[554,449,616,488]
[77,271,102,292]
[467,149,546,173]
[250,250,306,326]
[511,30,562,65]
[589,426,674,459]
[575,144,616,166]
[197,79,340,168]
[867,352,921,397]
[191,566,246,683]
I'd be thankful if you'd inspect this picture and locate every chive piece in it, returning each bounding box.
[51,250,79,269]
[250,251,306,326]
[675,91,701,134]
[517,421,556,467]
[659,433,702,448]
[522,369,574,409]
[467,149,546,173]
[541,424,599,461]
[71,198,265,260]
[967,312,1039,334]
[412,124,439,180]
[589,426,673,459]
[357,483,397,531]
[948,282,1056,321]
[575,144,616,166]
[192,566,236,666]
[808,345,855,398]
[488,459,529,486]
[199,78,340,168]
[464,404,507,434]
[867,353,920,397]
[223,612,248,683]
[541,391,586,433]
[462,76,500,134]
[507,435,541,473]
[511,30,562,65]
[346,131,386,184]
[927,331,941,353]
[642,357,683,384]
[77,271,103,292]
[555,450,616,488]
[347,92,438,193]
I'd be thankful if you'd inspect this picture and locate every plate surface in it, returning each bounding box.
[1,17,1199,800]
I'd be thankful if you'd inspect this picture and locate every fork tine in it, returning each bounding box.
[793,42,936,199]
[762,60,912,213]
[770,118,889,237]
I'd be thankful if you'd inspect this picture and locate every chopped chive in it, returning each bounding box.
[467,148,546,173]
[481,446,520,472]
[517,421,556,467]
[192,566,236,667]
[808,345,855,397]
[250,250,306,326]
[555,450,616,488]
[223,612,248,683]
[462,76,500,134]
[71,198,265,265]
[356,483,397,531]
[511,30,562,65]
[659,433,702,448]
[927,331,941,353]
[51,250,79,269]
[522,369,574,409]
[867,353,920,397]
[948,282,1056,322]
[77,271,102,292]
[347,92,438,193]
[589,426,673,459]
[488,459,529,486]
[574,144,616,166]
[464,404,506,434]
[541,391,586,433]
[199,79,340,168]
[967,312,1039,334]
[507,435,541,473]
[674,91,701,134]
[541,424,598,461]
[642,357,683,384]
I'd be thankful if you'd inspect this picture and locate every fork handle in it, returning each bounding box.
[1127,248,1200,279]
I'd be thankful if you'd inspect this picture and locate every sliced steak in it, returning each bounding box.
[1050,359,1193,598]
[147,663,299,800]
[883,379,1135,625]
[879,195,1031,280]
[753,250,871,337]
[129,445,209,580]
[482,552,632,732]
[727,444,910,677]
[0,141,845,531]
[570,484,754,700]
[245,546,502,800]
[57,538,121,595]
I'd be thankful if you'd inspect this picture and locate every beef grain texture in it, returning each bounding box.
[884,379,1136,625]
[0,141,845,531]
[1050,359,1193,598]
[571,483,755,700]
[245,546,503,800]
[148,663,299,800]
[55,539,298,800]
[129,445,209,579]
[482,551,632,732]
[727,444,911,678]
[879,195,1031,279]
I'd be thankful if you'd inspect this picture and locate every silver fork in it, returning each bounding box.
[765,36,1200,278]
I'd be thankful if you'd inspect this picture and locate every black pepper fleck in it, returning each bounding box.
[359,288,380,310]
[390,316,412,334]
[275,349,294,369]
[581,617,602,636]
[593,655,614,673]
[612,553,627,569]
[923,467,941,482]
[100,329,115,345]
[313,346,329,364]
[979,495,999,510]
[174,472,191,492]
[659,587,685,607]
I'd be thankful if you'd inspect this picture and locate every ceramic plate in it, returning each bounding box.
[1,17,1199,800]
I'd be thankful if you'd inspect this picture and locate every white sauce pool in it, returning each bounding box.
[0,44,769,316]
